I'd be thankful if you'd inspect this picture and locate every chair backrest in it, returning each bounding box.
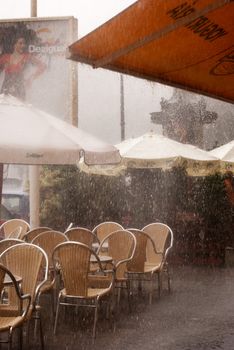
[142,223,173,264]
[0,238,24,255]
[98,229,136,279]
[32,230,68,269]
[65,227,97,248]
[0,263,6,294]
[127,228,155,272]
[52,242,92,297]
[0,219,30,239]
[92,221,124,242]
[0,263,31,316]
[0,243,48,307]
[22,227,52,242]
[7,226,23,239]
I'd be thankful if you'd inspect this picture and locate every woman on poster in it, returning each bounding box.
[0,32,46,100]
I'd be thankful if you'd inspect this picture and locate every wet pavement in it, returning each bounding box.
[26,266,234,349]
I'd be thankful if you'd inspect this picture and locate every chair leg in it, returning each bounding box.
[25,320,30,349]
[92,301,99,341]
[54,294,61,335]
[166,265,171,292]
[51,289,55,318]
[126,280,132,313]
[105,295,112,320]
[18,326,23,350]
[149,276,153,304]
[158,272,162,298]
[8,328,13,350]
[33,308,45,350]
[34,315,38,339]
[38,313,45,350]
[109,288,116,332]
[117,284,121,308]
[138,279,142,293]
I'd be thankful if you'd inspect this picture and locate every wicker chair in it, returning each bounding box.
[127,228,149,272]
[65,227,97,248]
[52,242,114,339]
[0,239,24,255]
[7,226,23,239]
[97,229,136,311]
[0,263,31,350]
[22,227,52,242]
[126,228,159,303]
[65,228,99,270]
[92,221,124,243]
[31,231,68,316]
[0,240,24,306]
[0,219,30,240]
[142,223,174,303]
[0,243,48,349]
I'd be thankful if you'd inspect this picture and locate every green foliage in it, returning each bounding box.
[192,173,233,259]
[39,166,126,231]
[194,173,231,228]
[39,166,233,265]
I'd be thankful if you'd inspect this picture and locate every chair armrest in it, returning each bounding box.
[20,293,31,318]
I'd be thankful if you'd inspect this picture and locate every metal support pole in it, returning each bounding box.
[29,0,40,228]
[120,74,125,141]
[0,164,3,214]
[31,0,37,17]
[29,166,40,228]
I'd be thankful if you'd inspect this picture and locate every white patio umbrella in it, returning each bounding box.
[209,140,234,173]
[0,94,120,166]
[80,132,220,177]
[0,93,121,225]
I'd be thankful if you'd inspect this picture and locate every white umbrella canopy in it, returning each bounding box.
[0,93,121,227]
[0,93,121,166]
[209,140,234,173]
[80,132,220,176]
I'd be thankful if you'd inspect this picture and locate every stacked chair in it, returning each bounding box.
[92,221,124,243]
[126,222,174,304]
[142,222,173,300]
[0,219,30,240]
[31,230,68,317]
[65,227,97,248]
[52,241,114,339]
[0,219,174,347]
[0,242,48,349]
[97,229,136,312]
[0,238,24,255]
[22,227,52,242]
[0,263,31,349]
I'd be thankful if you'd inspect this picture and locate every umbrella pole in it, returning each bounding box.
[31,0,37,17]
[29,0,39,228]
[29,166,40,228]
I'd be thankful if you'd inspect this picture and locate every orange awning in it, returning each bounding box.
[67,0,234,103]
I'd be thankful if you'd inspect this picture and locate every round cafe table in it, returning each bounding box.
[90,255,112,264]
[90,254,113,272]
[92,241,109,252]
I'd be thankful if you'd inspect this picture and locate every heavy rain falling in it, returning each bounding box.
[0,1,234,349]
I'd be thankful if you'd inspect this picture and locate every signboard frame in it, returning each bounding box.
[0,16,78,125]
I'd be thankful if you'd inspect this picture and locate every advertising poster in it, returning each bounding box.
[0,17,78,221]
[0,17,78,124]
